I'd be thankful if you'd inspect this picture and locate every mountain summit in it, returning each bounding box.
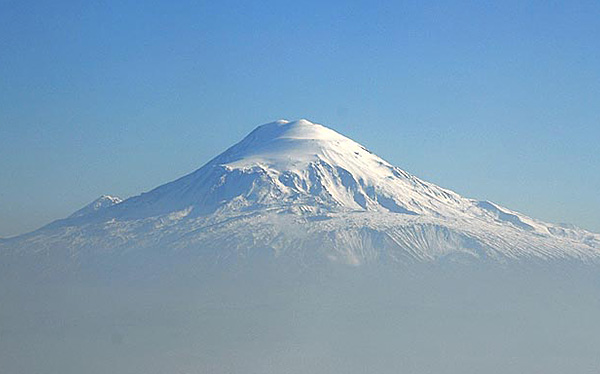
[2,119,599,267]
[89,119,469,220]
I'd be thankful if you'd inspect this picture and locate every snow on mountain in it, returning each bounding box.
[2,119,599,266]
[68,195,123,218]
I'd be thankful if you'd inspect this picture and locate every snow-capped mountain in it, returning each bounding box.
[2,119,599,266]
[68,195,123,219]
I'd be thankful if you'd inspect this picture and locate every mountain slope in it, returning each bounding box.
[2,119,599,267]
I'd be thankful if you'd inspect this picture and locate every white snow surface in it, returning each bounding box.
[2,119,599,265]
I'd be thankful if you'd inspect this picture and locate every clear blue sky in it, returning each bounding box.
[1,0,599,237]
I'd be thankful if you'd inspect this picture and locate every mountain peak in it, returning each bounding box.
[270,118,315,126]
[281,118,317,128]
[247,118,341,142]
[212,119,368,171]
[68,195,122,219]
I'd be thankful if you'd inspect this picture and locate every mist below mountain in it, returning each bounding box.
[2,261,599,374]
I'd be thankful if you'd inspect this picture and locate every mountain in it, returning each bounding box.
[2,119,599,268]
[68,195,123,219]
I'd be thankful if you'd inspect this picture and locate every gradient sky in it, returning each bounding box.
[1,0,599,237]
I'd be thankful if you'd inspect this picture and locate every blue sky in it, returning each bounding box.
[1,0,599,236]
